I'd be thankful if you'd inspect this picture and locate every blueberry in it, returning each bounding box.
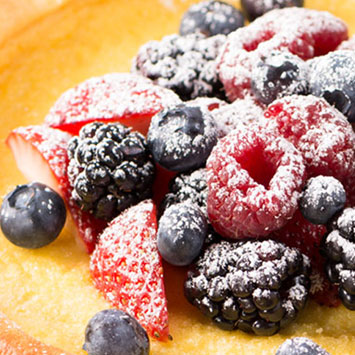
[276,337,330,355]
[157,202,207,266]
[251,51,309,105]
[0,182,66,249]
[299,176,346,225]
[83,309,149,355]
[179,0,244,37]
[241,0,304,22]
[147,104,218,172]
[309,51,355,123]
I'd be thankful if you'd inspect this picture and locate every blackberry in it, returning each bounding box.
[300,176,346,225]
[276,337,330,355]
[322,208,355,310]
[67,122,155,221]
[179,1,244,37]
[132,33,226,101]
[251,51,309,105]
[184,239,311,335]
[309,51,355,123]
[147,104,218,172]
[83,309,149,355]
[241,0,304,22]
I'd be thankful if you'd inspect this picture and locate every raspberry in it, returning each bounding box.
[263,95,355,206]
[206,123,306,239]
[184,239,311,335]
[217,8,348,101]
[337,34,355,51]
[272,210,340,307]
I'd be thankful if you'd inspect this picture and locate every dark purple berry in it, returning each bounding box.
[0,182,66,249]
[309,51,355,123]
[241,0,304,22]
[179,0,244,37]
[251,51,309,105]
[300,176,346,225]
[157,202,207,266]
[83,309,149,355]
[147,104,217,172]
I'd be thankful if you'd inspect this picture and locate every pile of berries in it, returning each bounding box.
[3,0,355,354]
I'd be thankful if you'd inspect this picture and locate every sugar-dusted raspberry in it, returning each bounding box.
[263,95,355,205]
[206,123,306,239]
[272,210,340,307]
[337,34,355,51]
[217,8,348,101]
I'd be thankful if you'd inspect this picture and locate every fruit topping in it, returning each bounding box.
[337,34,355,51]
[276,337,330,355]
[45,73,181,135]
[179,0,244,37]
[132,33,226,101]
[83,309,150,355]
[299,176,346,225]
[217,8,348,101]
[0,182,66,249]
[206,123,305,239]
[309,50,355,123]
[147,104,218,172]
[184,239,311,335]
[263,95,355,205]
[322,208,355,310]
[90,200,169,341]
[241,0,304,22]
[251,51,309,105]
[67,122,155,221]
[212,96,264,138]
[158,202,207,266]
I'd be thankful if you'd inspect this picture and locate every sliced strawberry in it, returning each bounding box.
[45,73,181,135]
[90,200,169,341]
[6,125,106,253]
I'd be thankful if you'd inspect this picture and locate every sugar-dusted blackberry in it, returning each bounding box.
[251,51,309,105]
[322,208,355,310]
[309,51,355,123]
[147,104,218,172]
[68,122,155,221]
[300,176,346,225]
[184,239,311,335]
[241,0,304,22]
[276,337,330,355]
[132,33,226,101]
[179,1,244,37]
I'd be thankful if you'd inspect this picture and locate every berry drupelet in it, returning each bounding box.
[67,122,155,221]
[184,239,311,335]
[147,104,218,172]
[0,182,66,249]
[83,309,149,355]
[299,176,346,225]
[322,208,355,310]
[251,51,309,105]
[241,0,304,22]
[309,51,355,123]
[179,0,244,37]
[132,33,226,101]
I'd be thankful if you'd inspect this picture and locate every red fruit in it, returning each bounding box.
[217,8,348,101]
[273,210,340,307]
[6,125,106,253]
[45,73,181,135]
[263,95,355,205]
[90,200,169,341]
[337,34,355,50]
[206,123,306,239]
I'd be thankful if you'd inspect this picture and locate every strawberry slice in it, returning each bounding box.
[6,125,106,253]
[45,73,181,135]
[90,200,169,341]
